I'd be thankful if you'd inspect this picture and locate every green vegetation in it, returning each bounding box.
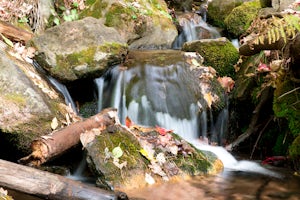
[183,38,239,77]
[55,43,127,81]
[80,0,108,19]
[224,0,261,37]
[273,80,300,137]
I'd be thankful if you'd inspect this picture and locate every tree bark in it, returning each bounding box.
[0,159,118,200]
[19,108,119,166]
[0,20,33,42]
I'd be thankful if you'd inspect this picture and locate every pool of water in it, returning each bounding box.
[125,169,300,200]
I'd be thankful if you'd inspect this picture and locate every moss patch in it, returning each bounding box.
[80,0,108,19]
[224,0,261,37]
[182,38,239,77]
[86,126,146,189]
[207,0,243,28]
[54,43,127,81]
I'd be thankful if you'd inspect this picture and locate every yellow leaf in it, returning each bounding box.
[51,117,58,130]
[203,92,213,109]
[139,149,154,161]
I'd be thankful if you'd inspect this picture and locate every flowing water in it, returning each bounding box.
[172,12,221,49]
[90,15,300,198]
[11,12,300,200]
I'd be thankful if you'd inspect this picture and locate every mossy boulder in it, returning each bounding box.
[0,48,70,153]
[33,17,128,82]
[207,0,244,29]
[182,37,239,77]
[224,0,261,38]
[79,0,178,49]
[85,124,223,191]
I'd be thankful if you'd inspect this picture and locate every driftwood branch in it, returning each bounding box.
[0,20,33,42]
[0,159,118,200]
[226,87,273,151]
[239,33,300,57]
[239,37,285,56]
[19,108,119,166]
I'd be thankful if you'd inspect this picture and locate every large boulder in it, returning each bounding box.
[80,0,178,49]
[224,0,261,38]
[207,0,245,29]
[182,37,239,77]
[85,124,223,191]
[33,17,128,82]
[0,47,71,153]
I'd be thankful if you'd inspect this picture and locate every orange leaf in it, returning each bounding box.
[125,116,132,128]
[155,126,173,136]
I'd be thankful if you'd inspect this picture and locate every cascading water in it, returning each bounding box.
[95,57,202,140]
[94,52,282,178]
[172,12,221,49]
[32,60,77,113]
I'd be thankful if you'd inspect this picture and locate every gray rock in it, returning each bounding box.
[0,48,67,152]
[33,17,128,82]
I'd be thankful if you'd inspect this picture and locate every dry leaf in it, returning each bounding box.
[80,131,95,148]
[203,92,213,108]
[145,173,155,185]
[51,117,58,130]
[156,152,166,165]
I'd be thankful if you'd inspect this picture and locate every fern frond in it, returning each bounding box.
[279,25,287,43]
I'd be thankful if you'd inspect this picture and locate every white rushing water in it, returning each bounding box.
[188,139,283,178]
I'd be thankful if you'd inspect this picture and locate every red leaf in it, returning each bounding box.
[155,126,173,136]
[257,62,271,72]
[125,116,132,128]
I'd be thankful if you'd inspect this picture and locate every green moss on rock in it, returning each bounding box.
[79,0,108,19]
[105,3,136,28]
[182,38,239,77]
[224,0,261,37]
[207,0,243,28]
[86,126,146,189]
[55,43,127,81]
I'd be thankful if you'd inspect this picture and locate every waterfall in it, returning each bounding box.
[172,12,221,49]
[32,60,77,113]
[95,63,202,140]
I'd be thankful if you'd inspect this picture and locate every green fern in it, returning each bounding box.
[253,15,300,46]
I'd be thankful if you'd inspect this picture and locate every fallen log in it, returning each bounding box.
[19,108,119,166]
[0,159,119,200]
[0,20,33,43]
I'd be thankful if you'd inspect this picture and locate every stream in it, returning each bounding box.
[5,11,300,200]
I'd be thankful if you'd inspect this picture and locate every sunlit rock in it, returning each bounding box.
[33,17,128,82]
[80,0,178,50]
[0,46,71,153]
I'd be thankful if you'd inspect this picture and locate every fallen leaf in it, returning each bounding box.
[203,92,213,108]
[145,173,155,185]
[156,152,166,165]
[140,148,155,161]
[51,117,58,130]
[168,144,178,155]
[112,146,123,159]
[125,116,132,128]
[80,131,95,148]
[156,126,173,136]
